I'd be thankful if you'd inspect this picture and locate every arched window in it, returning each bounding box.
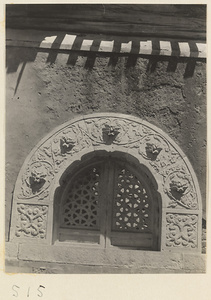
[56,156,160,250]
[10,113,202,256]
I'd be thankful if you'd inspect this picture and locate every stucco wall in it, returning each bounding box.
[6,46,206,242]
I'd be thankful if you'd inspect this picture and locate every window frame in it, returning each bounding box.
[55,155,161,251]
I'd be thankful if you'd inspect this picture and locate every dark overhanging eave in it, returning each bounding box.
[6,4,206,42]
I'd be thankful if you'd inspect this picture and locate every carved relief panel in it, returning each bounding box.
[166,213,198,249]
[10,113,202,251]
[15,204,48,239]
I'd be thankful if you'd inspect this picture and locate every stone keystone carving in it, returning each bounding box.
[102,124,120,145]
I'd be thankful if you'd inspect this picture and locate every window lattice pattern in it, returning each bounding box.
[60,166,100,229]
[112,168,152,232]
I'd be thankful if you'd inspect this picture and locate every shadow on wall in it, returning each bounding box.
[6,31,206,95]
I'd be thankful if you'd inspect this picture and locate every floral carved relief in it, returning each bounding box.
[15,116,199,209]
[138,134,198,209]
[15,204,48,239]
[139,134,166,160]
[11,114,201,246]
[60,136,75,154]
[84,118,146,146]
[51,123,92,169]
[18,122,92,199]
[164,171,197,209]
[18,161,54,200]
[166,214,198,248]
[138,133,183,177]
[102,124,120,145]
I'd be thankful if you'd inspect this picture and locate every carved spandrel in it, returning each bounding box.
[166,213,198,248]
[15,204,48,239]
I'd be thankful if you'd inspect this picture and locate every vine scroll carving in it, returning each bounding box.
[10,113,202,251]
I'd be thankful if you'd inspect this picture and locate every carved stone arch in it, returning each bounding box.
[10,113,202,252]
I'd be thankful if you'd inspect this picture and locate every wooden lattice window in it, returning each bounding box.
[60,165,101,229]
[58,157,160,250]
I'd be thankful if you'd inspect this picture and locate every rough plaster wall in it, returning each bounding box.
[6,47,206,240]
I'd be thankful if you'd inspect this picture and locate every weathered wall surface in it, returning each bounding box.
[6,46,206,242]
[5,243,206,274]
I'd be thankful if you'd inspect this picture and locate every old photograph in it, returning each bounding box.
[5,4,206,274]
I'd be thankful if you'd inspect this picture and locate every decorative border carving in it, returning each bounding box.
[11,113,202,250]
[15,115,199,210]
